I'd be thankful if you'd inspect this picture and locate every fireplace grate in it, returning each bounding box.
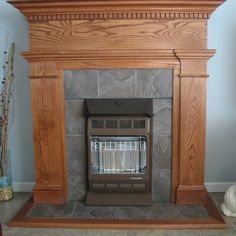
[90,136,147,174]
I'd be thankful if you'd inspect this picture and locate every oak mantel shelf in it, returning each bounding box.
[8,0,224,21]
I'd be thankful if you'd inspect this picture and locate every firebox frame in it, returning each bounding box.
[86,116,152,205]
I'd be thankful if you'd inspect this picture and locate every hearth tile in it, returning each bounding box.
[99,69,135,98]
[153,99,172,134]
[64,70,98,98]
[73,202,118,219]
[136,69,173,98]
[30,201,76,218]
[153,134,172,169]
[117,203,162,219]
[159,202,209,219]
[152,169,171,201]
[65,99,85,134]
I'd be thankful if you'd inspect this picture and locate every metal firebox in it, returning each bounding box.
[85,99,153,205]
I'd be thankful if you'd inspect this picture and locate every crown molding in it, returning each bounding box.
[22,49,178,62]
[8,0,225,21]
[175,49,216,60]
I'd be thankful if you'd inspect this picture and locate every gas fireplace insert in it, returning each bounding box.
[85,99,153,205]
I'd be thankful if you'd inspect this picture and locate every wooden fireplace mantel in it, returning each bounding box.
[9,0,224,205]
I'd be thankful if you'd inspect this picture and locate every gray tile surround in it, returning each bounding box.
[152,169,171,201]
[65,99,85,134]
[64,69,172,201]
[136,69,173,98]
[64,69,173,99]
[153,134,172,170]
[153,99,172,134]
[64,70,99,98]
[99,69,136,98]
[67,135,87,200]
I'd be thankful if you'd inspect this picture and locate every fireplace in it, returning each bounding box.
[85,99,153,205]
[8,0,227,229]
[9,0,224,208]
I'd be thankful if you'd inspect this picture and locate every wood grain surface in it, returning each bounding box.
[30,62,67,203]
[29,20,207,50]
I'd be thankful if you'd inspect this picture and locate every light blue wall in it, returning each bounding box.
[206,0,236,183]
[0,0,34,182]
[0,0,235,185]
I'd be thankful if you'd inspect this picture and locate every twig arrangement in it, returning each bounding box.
[0,43,15,180]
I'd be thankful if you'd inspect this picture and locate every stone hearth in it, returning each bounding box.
[29,201,209,219]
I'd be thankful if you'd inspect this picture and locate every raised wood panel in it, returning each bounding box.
[30,62,67,203]
[179,77,206,185]
[29,20,207,50]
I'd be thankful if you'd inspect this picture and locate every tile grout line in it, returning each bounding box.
[116,206,119,219]
[98,70,100,98]
[70,201,79,218]
[64,97,174,99]
[134,69,137,98]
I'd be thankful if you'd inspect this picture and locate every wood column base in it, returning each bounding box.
[176,185,208,205]
[33,186,66,204]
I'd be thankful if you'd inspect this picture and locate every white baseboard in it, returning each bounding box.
[205,182,235,193]
[12,181,234,193]
[13,182,35,192]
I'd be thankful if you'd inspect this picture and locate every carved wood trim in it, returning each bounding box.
[8,0,224,22]
[29,75,57,80]
[26,12,211,22]
[175,50,216,59]
[179,74,209,78]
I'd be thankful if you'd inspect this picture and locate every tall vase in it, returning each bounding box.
[0,175,12,201]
